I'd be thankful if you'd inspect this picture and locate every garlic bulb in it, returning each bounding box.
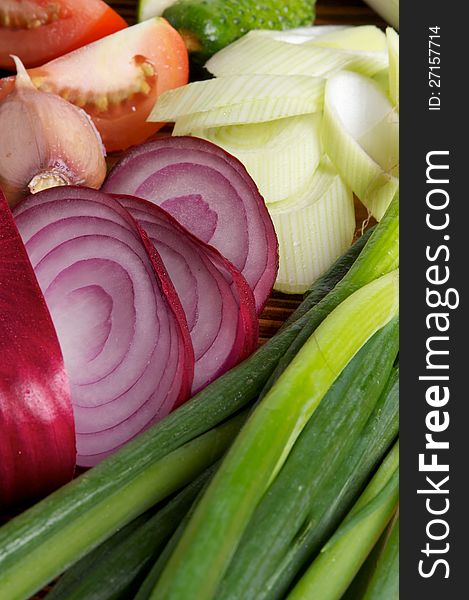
[0,56,106,207]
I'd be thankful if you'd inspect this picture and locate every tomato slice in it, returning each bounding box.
[0,0,127,70]
[0,18,189,151]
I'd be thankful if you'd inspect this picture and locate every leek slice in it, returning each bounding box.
[205,33,388,79]
[256,25,347,44]
[323,71,399,221]
[268,160,355,294]
[171,92,323,134]
[363,0,399,30]
[149,74,324,123]
[387,28,399,109]
[137,0,176,21]
[310,25,387,52]
[191,114,322,204]
[250,25,385,52]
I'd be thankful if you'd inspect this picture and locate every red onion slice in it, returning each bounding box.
[103,136,279,313]
[0,190,75,507]
[13,187,194,467]
[114,194,258,393]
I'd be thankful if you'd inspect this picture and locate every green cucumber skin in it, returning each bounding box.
[0,200,397,600]
[163,0,316,62]
[218,319,399,600]
[47,466,215,600]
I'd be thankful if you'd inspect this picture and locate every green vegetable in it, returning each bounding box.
[362,514,399,600]
[217,318,398,600]
[47,465,216,600]
[162,0,316,64]
[0,413,244,600]
[287,441,399,600]
[232,364,399,600]
[135,471,212,600]
[150,269,399,600]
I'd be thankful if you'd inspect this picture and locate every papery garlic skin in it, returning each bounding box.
[0,56,106,207]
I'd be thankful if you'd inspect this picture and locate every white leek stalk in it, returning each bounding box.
[205,32,388,79]
[268,160,355,294]
[309,25,387,52]
[387,28,399,109]
[257,25,347,44]
[323,71,399,221]
[149,75,325,129]
[363,0,399,30]
[137,0,176,21]
[191,115,322,204]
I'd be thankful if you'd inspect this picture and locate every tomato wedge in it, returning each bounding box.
[0,0,127,70]
[0,18,189,151]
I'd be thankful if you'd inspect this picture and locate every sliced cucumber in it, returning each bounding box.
[323,71,399,220]
[205,32,388,78]
[268,160,355,294]
[192,114,322,204]
[149,74,324,124]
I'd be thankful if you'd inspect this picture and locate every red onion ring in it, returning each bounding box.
[103,136,279,313]
[114,194,258,393]
[14,187,194,467]
[0,190,75,507]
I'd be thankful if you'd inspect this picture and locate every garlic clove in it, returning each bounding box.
[0,56,106,207]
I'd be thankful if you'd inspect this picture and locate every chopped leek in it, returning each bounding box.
[191,115,322,204]
[255,25,347,44]
[150,270,399,600]
[150,74,324,122]
[137,0,176,21]
[323,71,399,220]
[205,32,388,79]
[252,25,386,52]
[363,0,399,30]
[268,160,355,293]
[387,28,399,109]
[310,25,387,52]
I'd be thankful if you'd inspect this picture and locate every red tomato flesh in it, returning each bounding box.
[0,0,127,70]
[0,18,189,151]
